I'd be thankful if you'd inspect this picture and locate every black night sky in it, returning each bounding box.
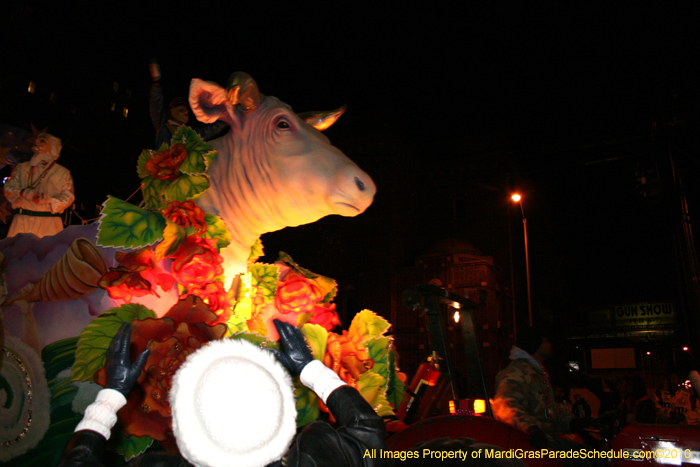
[2,3,700,335]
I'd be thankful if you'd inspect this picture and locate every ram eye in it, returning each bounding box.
[277,121,290,129]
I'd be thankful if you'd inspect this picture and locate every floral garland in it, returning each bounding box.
[71,127,404,460]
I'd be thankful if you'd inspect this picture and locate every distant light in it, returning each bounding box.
[511,194,521,202]
[646,351,651,355]
[683,346,689,351]
[110,102,116,111]
[28,81,36,93]
[453,311,460,323]
[123,108,129,118]
[3,176,9,184]
[113,82,119,92]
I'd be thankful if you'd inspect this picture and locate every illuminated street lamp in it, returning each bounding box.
[511,194,533,326]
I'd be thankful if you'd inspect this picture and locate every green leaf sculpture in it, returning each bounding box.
[72,303,157,382]
[249,238,264,263]
[250,263,280,302]
[114,434,154,461]
[294,380,320,426]
[301,324,328,361]
[97,196,166,249]
[171,126,216,175]
[141,178,169,211]
[154,219,187,260]
[356,371,394,417]
[366,337,390,382]
[348,309,391,342]
[204,213,232,251]
[385,350,406,409]
[163,173,210,203]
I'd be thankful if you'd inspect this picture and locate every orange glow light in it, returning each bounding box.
[473,399,486,414]
[511,194,521,202]
[449,400,456,414]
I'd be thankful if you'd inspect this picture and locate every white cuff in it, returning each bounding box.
[300,360,346,404]
[74,388,127,440]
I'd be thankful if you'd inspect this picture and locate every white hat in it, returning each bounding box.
[170,339,297,467]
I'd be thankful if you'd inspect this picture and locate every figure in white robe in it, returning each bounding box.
[4,132,74,238]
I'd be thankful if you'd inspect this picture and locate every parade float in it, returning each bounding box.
[0,72,404,466]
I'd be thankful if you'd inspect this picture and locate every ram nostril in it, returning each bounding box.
[355,176,366,192]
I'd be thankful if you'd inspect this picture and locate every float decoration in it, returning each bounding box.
[68,129,400,460]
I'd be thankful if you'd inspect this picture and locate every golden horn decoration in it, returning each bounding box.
[4,238,107,305]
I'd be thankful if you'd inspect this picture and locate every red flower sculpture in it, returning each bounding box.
[145,143,187,180]
[98,248,175,303]
[308,302,341,330]
[161,200,207,235]
[94,296,226,447]
[275,271,323,314]
[171,236,224,290]
[190,281,235,324]
[323,331,374,386]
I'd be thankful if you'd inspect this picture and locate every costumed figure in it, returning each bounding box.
[59,320,389,467]
[491,327,599,467]
[3,132,74,238]
[150,60,227,148]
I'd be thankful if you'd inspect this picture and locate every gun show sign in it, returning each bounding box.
[613,303,675,329]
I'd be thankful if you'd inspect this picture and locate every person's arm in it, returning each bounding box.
[59,324,149,467]
[271,320,388,466]
[40,167,75,214]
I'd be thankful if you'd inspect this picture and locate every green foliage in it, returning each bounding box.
[97,196,166,249]
[248,237,264,263]
[250,263,280,301]
[72,304,157,382]
[171,126,216,175]
[163,174,210,203]
[366,337,390,381]
[385,350,406,409]
[141,178,169,211]
[114,434,154,461]
[301,324,328,361]
[154,219,187,260]
[356,371,394,417]
[223,313,248,337]
[295,380,320,426]
[349,309,391,342]
[136,149,153,179]
[203,213,232,251]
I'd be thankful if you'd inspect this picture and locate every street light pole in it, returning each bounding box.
[512,194,533,326]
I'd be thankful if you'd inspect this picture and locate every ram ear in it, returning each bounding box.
[189,79,234,125]
[298,105,346,131]
[226,72,262,112]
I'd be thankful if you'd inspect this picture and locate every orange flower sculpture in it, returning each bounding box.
[161,200,208,235]
[93,296,226,449]
[144,143,187,180]
[98,248,175,303]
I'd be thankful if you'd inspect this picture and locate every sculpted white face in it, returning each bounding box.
[189,76,376,284]
[251,99,376,227]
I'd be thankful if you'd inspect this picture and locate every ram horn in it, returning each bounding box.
[4,238,107,305]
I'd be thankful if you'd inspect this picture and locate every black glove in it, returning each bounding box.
[527,426,549,449]
[105,323,150,397]
[569,416,594,432]
[269,319,313,375]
